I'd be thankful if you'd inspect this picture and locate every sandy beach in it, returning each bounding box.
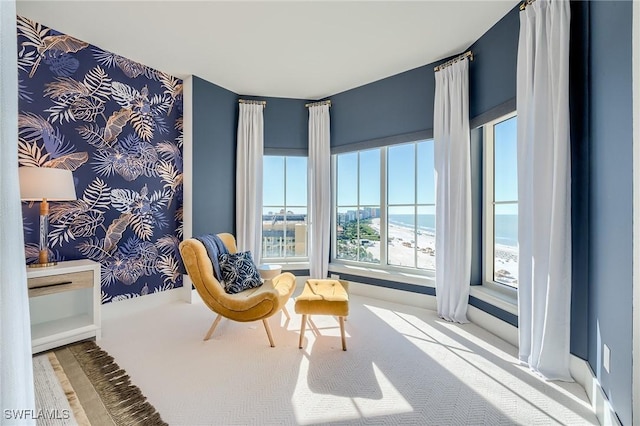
[367,218,436,269]
[364,218,518,284]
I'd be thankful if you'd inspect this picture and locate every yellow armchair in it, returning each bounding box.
[179,234,296,347]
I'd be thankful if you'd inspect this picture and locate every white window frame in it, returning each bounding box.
[482,111,518,297]
[331,141,436,282]
[261,155,309,267]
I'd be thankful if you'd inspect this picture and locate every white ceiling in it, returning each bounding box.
[16,1,518,100]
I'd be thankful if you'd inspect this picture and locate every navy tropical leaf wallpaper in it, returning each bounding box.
[17,16,184,303]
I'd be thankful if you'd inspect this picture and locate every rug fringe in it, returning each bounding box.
[69,341,167,426]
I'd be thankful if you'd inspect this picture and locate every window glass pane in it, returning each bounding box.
[494,203,518,286]
[337,153,358,206]
[359,149,380,205]
[358,208,380,264]
[387,206,415,268]
[262,207,285,258]
[284,208,307,257]
[417,140,435,205]
[336,207,358,261]
[494,116,518,202]
[285,156,307,206]
[334,140,435,272]
[388,143,416,205]
[263,156,284,206]
[416,205,436,269]
[262,156,308,260]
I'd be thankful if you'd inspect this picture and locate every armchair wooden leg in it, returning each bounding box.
[204,314,223,341]
[339,316,346,351]
[298,314,307,349]
[262,319,275,347]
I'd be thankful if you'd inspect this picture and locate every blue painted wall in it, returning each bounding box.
[568,0,590,362]
[330,5,520,150]
[239,95,309,155]
[331,66,434,148]
[467,6,519,121]
[192,90,311,238]
[470,128,483,286]
[588,1,633,424]
[17,17,184,303]
[192,76,237,236]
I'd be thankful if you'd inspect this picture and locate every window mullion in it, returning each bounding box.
[356,153,361,262]
[380,147,388,266]
[414,143,418,269]
[483,123,495,285]
[331,154,336,262]
[283,157,287,259]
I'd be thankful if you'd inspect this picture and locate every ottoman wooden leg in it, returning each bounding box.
[339,316,346,351]
[298,314,307,349]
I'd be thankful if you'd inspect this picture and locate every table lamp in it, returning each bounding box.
[18,167,77,267]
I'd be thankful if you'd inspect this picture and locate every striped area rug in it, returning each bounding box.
[33,340,166,426]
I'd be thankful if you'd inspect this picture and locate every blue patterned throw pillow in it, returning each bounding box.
[218,251,263,294]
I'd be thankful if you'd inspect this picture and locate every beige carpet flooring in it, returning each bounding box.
[98,291,598,425]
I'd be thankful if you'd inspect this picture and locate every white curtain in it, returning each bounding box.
[434,59,472,324]
[236,103,264,262]
[517,0,572,381]
[308,104,331,279]
[1,0,36,422]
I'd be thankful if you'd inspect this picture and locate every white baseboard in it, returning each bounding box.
[102,286,185,320]
[462,302,619,425]
[570,356,621,426]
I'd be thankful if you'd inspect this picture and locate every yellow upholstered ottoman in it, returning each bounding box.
[295,279,349,351]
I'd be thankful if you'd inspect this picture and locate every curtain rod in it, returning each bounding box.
[305,100,331,108]
[433,50,473,72]
[519,0,536,11]
[238,99,266,107]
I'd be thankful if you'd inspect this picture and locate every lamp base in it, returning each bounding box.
[28,261,58,268]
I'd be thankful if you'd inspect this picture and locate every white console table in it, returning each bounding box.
[27,259,101,354]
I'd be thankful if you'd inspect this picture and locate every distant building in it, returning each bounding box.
[337,208,379,226]
[262,213,307,258]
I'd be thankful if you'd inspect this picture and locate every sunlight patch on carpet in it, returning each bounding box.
[292,348,412,424]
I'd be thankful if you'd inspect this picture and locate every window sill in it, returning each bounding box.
[329,264,516,315]
[329,263,435,288]
[469,284,518,316]
[261,261,309,271]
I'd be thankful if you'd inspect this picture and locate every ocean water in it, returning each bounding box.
[494,214,518,247]
[388,214,518,247]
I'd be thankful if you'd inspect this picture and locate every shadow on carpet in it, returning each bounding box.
[33,340,166,426]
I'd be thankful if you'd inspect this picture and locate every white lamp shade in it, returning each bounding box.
[18,167,77,201]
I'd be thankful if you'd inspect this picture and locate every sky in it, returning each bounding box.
[494,116,518,215]
[263,156,307,215]
[263,115,517,217]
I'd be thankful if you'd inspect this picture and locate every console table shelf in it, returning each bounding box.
[27,259,101,354]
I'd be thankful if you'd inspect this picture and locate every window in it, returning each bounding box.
[335,150,381,264]
[387,141,435,270]
[333,140,435,273]
[484,114,518,288]
[262,156,308,261]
